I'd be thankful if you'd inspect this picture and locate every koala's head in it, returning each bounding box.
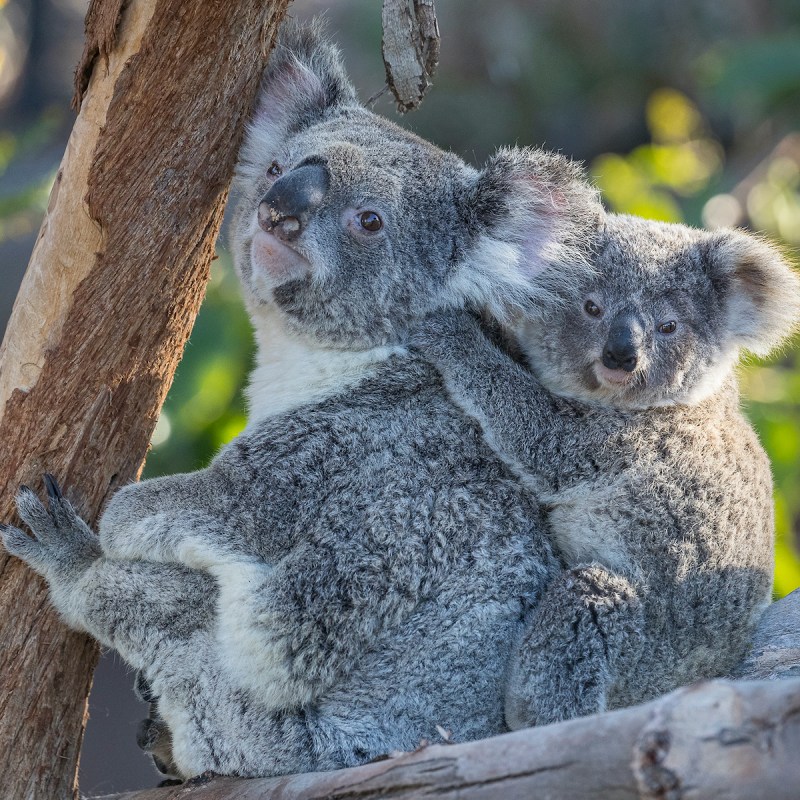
[515,213,800,409]
[231,20,600,351]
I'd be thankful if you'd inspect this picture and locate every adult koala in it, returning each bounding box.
[2,21,600,778]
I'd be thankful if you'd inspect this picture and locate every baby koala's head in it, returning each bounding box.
[515,213,800,409]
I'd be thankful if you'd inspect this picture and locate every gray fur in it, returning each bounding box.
[0,20,602,778]
[414,212,800,727]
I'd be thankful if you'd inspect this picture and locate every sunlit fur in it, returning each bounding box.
[1,18,605,780]
[413,212,800,730]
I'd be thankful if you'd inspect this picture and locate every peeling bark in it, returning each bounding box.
[0,1,290,798]
[73,0,128,108]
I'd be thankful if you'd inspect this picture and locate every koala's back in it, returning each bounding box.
[543,382,774,705]
[222,354,548,571]
[211,353,556,748]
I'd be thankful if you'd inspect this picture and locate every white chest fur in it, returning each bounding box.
[245,305,405,424]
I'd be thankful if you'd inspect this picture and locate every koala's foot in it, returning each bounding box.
[133,670,158,704]
[1,476,100,581]
[505,565,642,729]
[137,716,181,780]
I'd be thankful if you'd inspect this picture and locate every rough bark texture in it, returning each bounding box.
[73,0,128,108]
[0,1,290,798]
[94,677,800,800]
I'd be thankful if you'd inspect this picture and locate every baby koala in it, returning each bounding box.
[415,212,800,728]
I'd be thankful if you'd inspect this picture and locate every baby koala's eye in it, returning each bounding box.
[359,211,383,232]
[583,299,603,318]
[267,161,282,178]
[658,320,677,335]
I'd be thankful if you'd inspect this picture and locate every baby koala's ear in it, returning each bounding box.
[460,147,603,314]
[707,230,800,357]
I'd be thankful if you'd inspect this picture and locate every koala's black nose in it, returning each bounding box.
[602,320,640,372]
[258,163,329,242]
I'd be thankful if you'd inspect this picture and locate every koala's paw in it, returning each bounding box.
[505,642,606,730]
[1,475,100,581]
[137,716,181,779]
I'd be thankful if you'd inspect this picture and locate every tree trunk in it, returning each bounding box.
[0,1,290,798]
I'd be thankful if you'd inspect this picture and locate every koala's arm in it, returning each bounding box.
[505,564,645,728]
[98,461,248,567]
[413,312,574,472]
[0,481,321,779]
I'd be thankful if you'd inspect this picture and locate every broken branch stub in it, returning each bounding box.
[381,0,440,113]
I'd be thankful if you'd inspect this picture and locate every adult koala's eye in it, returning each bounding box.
[584,299,603,318]
[358,211,383,232]
[658,320,677,334]
[267,161,282,178]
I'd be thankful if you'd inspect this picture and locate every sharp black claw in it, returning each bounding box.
[18,485,32,495]
[43,474,63,500]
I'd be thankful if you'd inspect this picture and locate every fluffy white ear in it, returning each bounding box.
[708,230,800,357]
[258,19,358,132]
[238,20,359,183]
[453,147,603,317]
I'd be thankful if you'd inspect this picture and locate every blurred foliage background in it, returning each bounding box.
[1,0,799,791]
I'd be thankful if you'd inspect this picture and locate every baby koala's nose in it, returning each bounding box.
[602,324,639,372]
[258,162,329,243]
[602,343,638,372]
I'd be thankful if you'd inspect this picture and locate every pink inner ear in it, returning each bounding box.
[516,181,570,277]
[254,59,326,131]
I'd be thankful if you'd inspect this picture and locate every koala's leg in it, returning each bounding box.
[97,468,239,567]
[133,672,183,782]
[211,541,421,709]
[505,564,644,729]
[137,715,181,780]
[1,480,215,667]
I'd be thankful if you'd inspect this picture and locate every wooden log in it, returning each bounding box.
[0,1,290,797]
[93,676,800,800]
[735,588,800,680]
